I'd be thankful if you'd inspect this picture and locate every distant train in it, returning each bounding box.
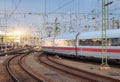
[41,29,120,62]
[0,42,19,49]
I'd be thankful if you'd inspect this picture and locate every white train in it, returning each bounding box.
[41,29,120,61]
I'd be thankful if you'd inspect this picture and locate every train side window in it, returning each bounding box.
[111,38,119,46]
[66,40,74,46]
[45,40,52,46]
[88,39,93,45]
[107,39,111,46]
[67,40,70,46]
[79,39,102,46]
[79,39,93,46]
[118,38,120,46]
[92,39,101,46]
[94,39,102,46]
[79,39,84,46]
[85,39,89,45]
[64,40,68,46]
[56,40,67,46]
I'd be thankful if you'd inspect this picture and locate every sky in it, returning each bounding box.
[0,0,120,37]
[0,0,98,13]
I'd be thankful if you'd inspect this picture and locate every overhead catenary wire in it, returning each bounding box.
[8,0,22,19]
[51,0,74,13]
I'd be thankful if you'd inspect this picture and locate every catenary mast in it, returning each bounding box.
[100,0,113,69]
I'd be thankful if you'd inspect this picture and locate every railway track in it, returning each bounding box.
[6,53,44,82]
[38,53,120,82]
[56,55,120,69]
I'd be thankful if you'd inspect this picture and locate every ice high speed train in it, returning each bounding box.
[41,29,120,62]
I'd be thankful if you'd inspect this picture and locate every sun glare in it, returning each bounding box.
[14,31,22,36]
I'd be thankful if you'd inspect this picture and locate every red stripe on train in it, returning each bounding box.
[42,46,120,53]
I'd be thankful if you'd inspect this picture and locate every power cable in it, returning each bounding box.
[8,0,22,19]
[51,0,74,13]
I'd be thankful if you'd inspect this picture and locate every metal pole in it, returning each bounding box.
[101,0,106,66]
[5,16,7,56]
[54,18,59,36]
[4,0,7,56]
[100,0,110,69]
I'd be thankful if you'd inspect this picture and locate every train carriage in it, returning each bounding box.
[41,29,120,61]
[77,29,120,59]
